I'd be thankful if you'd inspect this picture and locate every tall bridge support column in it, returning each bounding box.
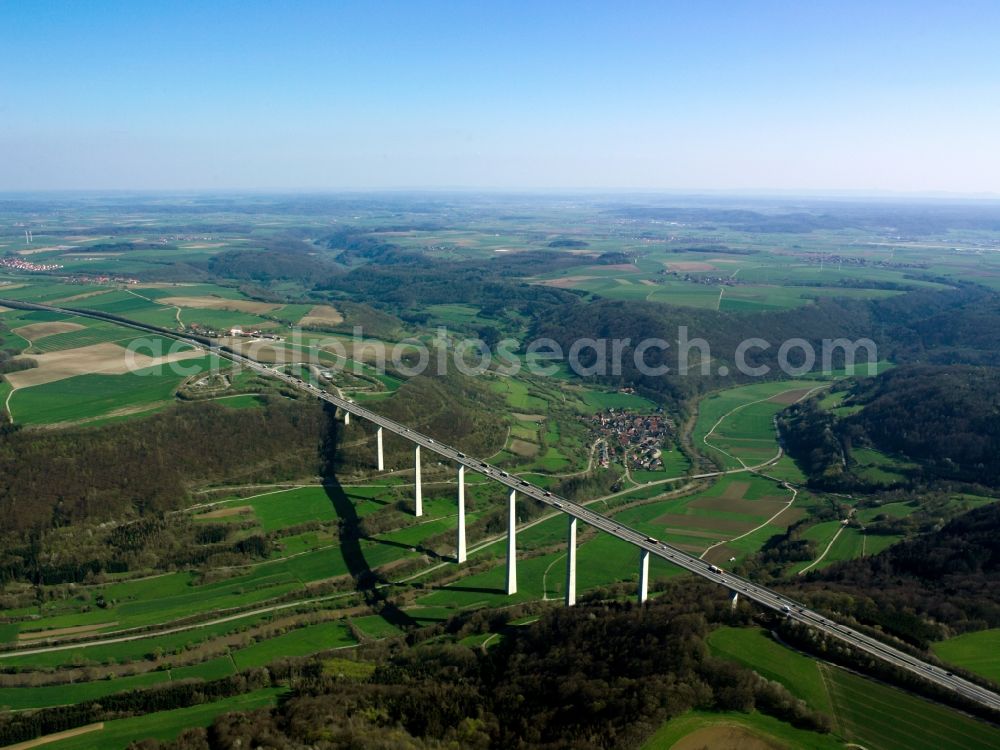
[414,446,423,517]
[638,549,650,604]
[343,410,350,425]
[376,427,384,472]
[566,516,577,606]
[506,490,517,595]
[730,590,739,610]
[456,465,467,563]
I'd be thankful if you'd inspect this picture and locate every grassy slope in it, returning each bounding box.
[707,626,833,715]
[823,664,1000,750]
[231,620,356,669]
[705,625,1000,750]
[9,353,227,425]
[41,688,284,750]
[641,710,843,750]
[932,629,1000,684]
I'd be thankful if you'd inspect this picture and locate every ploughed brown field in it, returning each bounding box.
[768,388,815,404]
[160,296,281,314]
[666,261,716,271]
[4,342,206,388]
[298,304,344,327]
[13,321,85,341]
[671,724,782,750]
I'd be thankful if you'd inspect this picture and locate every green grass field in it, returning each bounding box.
[0,670,170,710]
[706,625,1000,750]
[788,521,851,573]
[932,629,1000,684]
[26,319,136,353]
[708,626,833,714]
[213,393,267,409]
[231,620,356,669]
[9,354,226,425]
[642,710,843,750]
[850,447,916,486]
[0,612,275,669]
[578,389,656,411]
[350,614,405,639]
[822,662,1000,750]
[168,655,236,681]
[38,688,284,750]
[693,380,824,469]
[200,486,338,531]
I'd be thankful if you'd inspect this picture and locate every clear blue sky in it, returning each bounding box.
[2,1,998,193]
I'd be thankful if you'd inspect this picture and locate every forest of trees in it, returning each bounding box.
[207,248,333,285]
[846,365,1000,484]
[779,364,1000,489]
[0,398,332,536]
[116,586,831,750]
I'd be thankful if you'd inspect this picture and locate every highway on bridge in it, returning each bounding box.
[4,297,1000,713]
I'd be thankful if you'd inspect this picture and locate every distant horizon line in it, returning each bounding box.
[1,186,1000,203]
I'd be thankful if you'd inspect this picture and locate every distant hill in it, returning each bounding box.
[533,285,1000,413]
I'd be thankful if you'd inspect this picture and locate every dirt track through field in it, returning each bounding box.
[199,505,254,519]
[19,622,118,642]
[48,289,115,304]
[5,722,104,749]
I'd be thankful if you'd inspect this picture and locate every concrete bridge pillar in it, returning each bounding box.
[730,590,739,610]
[343,410,350,425]
[414,445,423,517]
[376,426,384,472]
[456,465,467,563]
[566,516,577,606]
[638,548,650,604]
[506,490,517,595]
